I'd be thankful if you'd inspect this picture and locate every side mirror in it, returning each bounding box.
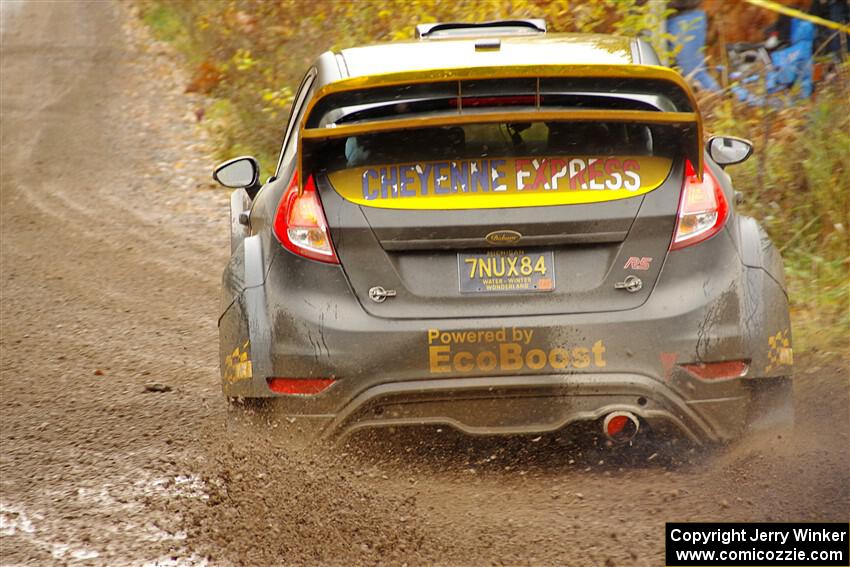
[707,136,754,167]
[213,156,260,189]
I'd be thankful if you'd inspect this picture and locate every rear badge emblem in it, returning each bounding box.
[614,275,643,293]
[485,230,522,245]
[368,286,397,303]
[623,256,652,270]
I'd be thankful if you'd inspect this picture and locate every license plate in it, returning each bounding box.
[458,249,555,294]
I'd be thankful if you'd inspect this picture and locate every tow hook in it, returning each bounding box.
[368,286,397,303]
[614,275,643,293]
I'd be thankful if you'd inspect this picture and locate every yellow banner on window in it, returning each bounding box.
[327,155,673,210]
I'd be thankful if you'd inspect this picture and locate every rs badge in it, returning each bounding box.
[624,256,652,270]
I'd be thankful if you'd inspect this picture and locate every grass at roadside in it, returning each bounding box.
[136,1,849,355]
[140,2,185,44]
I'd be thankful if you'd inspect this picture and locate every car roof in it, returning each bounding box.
[336,33,639,80]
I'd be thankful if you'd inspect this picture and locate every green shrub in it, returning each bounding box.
[141,2,186,43]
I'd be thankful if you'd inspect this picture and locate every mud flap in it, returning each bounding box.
[746,376,794,433]
[219,296,254,397]
[740,265,792,379]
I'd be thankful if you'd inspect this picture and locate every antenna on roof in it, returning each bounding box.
[415,19,547,39]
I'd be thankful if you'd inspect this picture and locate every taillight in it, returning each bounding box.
[267,377,336,395]
[273,172,338,263]
[670,160,729,250]
[681,360,749,380]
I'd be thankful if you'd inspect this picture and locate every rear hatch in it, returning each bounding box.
[301,73,701,319]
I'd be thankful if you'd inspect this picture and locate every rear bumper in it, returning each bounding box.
[287,373,751,443]
[219,227,793,443]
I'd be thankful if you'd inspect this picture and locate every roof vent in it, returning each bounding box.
[415,19,547,40]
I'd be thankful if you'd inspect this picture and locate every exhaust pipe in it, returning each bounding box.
[603,412,640,443]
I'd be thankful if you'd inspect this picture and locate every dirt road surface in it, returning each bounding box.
[1,2,847,565]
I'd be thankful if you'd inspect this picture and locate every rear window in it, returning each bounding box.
[315,121,679,172]
[303,78,700,209]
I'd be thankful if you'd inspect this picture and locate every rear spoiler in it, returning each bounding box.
[298,64,704,190]
[415,19,547,39]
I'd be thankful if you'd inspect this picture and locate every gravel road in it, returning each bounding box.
[1,2,847,566]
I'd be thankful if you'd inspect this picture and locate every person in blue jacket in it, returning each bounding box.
[667,1,723,93]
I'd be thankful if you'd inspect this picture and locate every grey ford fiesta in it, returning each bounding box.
[214,20,792,444]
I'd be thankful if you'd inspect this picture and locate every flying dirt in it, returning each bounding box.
[0,1,847,565]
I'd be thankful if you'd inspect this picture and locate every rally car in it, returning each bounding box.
[213,20,793,444]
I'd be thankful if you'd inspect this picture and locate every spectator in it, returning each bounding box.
[810,0,850,54]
